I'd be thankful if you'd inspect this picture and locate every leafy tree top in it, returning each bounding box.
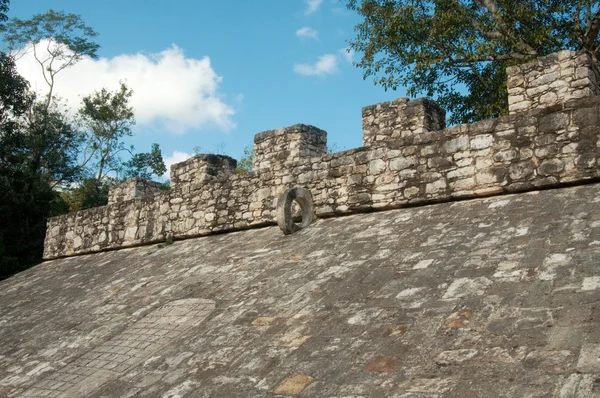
[346,0,600,124]
[2,9,99,59]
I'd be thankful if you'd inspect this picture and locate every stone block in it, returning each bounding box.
[107,177,164,204]
[508,50,600,114]
[252,124,327,173]
[170,154,237,188]
[362,97,445,146]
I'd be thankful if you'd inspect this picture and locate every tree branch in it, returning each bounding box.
[474,0,538,56]
[582,9,600,50]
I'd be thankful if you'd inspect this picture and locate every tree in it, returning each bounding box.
[60,176,113,211]
[236,146,253,174]
[73,83,166,210]
[346,1,600,125]
[0,63,82,279]
[0,0,9,32]
[79,82,135,183]
[2,9,99,110]
[123,143,167,180]
[0,5,98,278]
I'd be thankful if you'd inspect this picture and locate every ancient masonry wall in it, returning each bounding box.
[507,50,600,114]
[107,177,165,204]
[44,50,600,259]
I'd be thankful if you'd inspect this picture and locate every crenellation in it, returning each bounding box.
[362,97,446,146]
[253,124,327,173]
[170,154,237,191]
[507,50,600,114]
[107,177,165,204]
[43,50,600,259]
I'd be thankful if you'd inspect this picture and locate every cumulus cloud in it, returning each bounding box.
[163,150,192,178]
[304,0,323,14]
[296,27,319,40]
[339,47,355,63]
[15,41,236,134]
[293,54,339,77]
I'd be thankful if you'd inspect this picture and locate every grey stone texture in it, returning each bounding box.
[41,50,600,259]
[19,299,215,398]
[43,93,600,259]
[276,187,315,235]
[253,124,327,173]
[107,177,164,205]
[170,154,237,192]
[2,183,600,397]
[362,97,446,146]
[507,50,600,114]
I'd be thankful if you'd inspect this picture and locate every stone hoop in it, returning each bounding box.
[276,187,315,235]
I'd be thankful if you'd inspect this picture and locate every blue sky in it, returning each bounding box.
[8,0,405,176]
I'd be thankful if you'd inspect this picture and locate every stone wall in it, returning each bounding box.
[362,97,445,146]
[107,177,165,204]
[43,51,600,259]
[170,154,237,193]
[253,124,327,172]
[507,50,600,114]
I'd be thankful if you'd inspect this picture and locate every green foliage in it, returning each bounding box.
[73,84,167,211]
[157,235,174,249]
[123,143,167,180]
[2,9,99,59]
[26,101,84,185]
[236,146,253,174]
[0,52,31,124]
[0,0,9,27]
[78,82,135,182]
[2,9,99,109]
[346,0,599,125]
[60,177,112,212]
[0,6,160,278]
[0,59,82,278]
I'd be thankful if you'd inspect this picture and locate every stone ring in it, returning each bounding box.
[276,187,315,235]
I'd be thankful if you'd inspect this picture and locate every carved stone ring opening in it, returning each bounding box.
[276,187,315,235]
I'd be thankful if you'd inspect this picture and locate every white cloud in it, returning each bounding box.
[15,41,236,134]
[163,150,192,178]
[294,54,339,77]
[305,0,323,14]
[339,47,355,63]
[296,27,319,40]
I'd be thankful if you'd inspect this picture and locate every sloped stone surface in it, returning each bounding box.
[2,183,600,397]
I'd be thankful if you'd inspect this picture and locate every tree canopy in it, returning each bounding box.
[3,9,99,109]
[347,0,600,124]
[0,6,166,279]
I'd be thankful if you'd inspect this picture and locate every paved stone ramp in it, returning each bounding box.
[19,299,214,397]
[1,183,600,397]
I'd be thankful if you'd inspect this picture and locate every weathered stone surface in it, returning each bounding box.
[107,177,164,204]
[253,124,327,173]
[43,94,600,258]
[39,50,600,261]
[170,153,237,190]
[276,187,315,235]
[3,183,600,397]
[507,50,600,114]
[362,97,445,146]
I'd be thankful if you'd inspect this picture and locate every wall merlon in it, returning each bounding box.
[108,177,165,204]
[507,50,600,114]
[170,154,237,191]
[362,97,446,146]
[252,124,327,173]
